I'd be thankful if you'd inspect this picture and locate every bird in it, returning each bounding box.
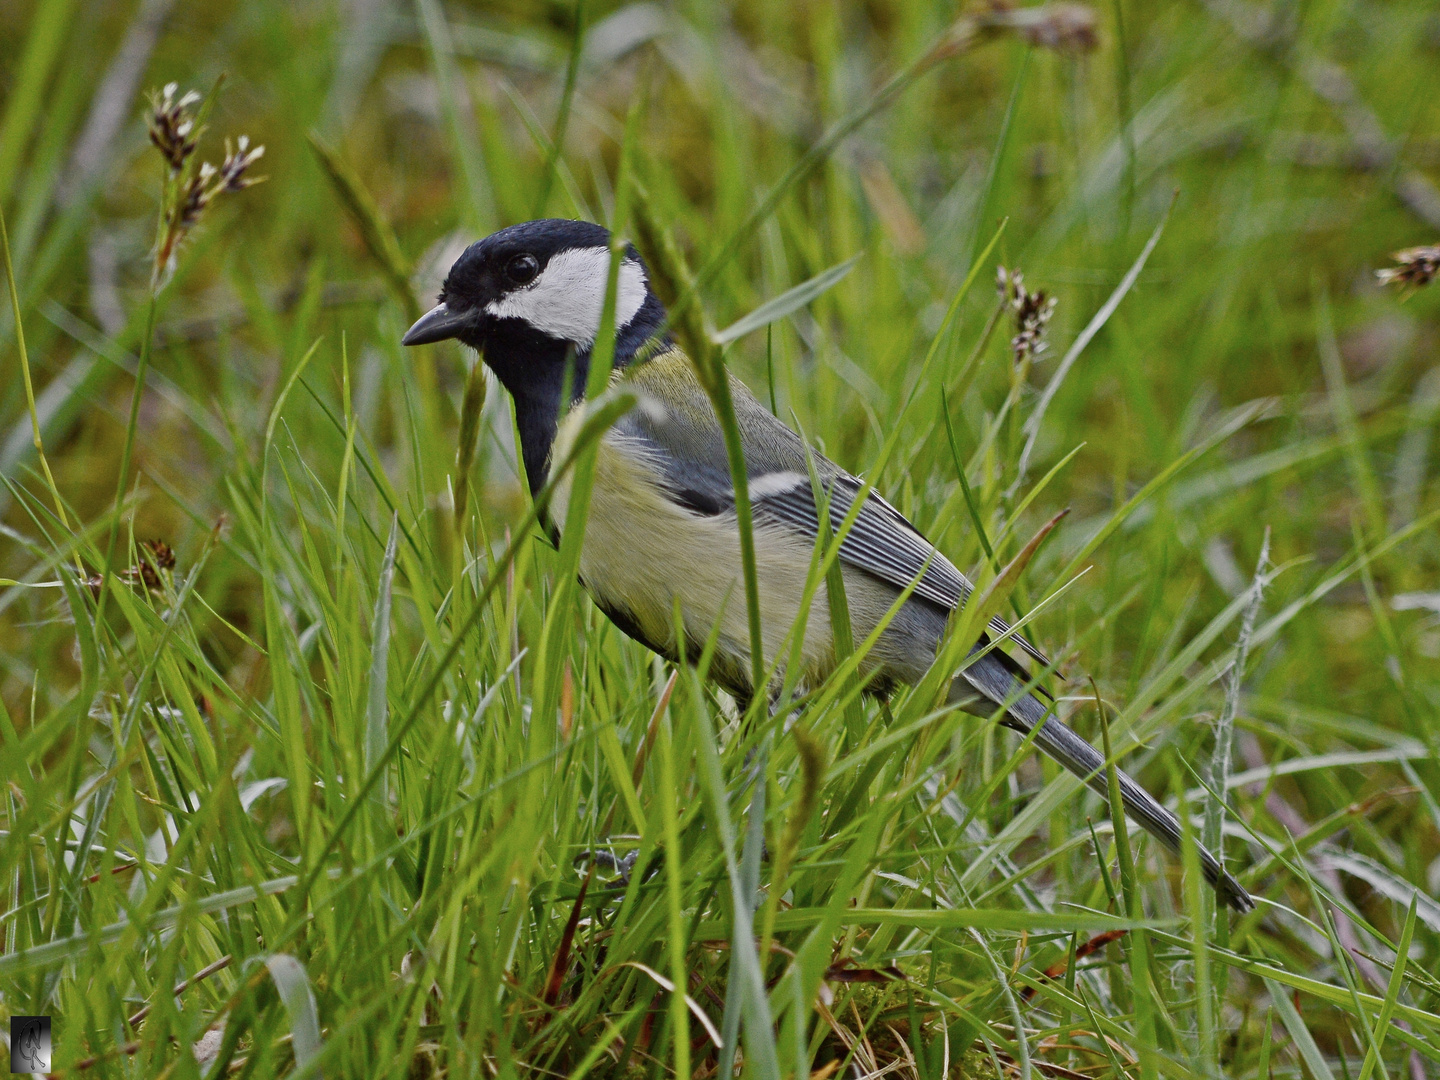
[402,218,1254,913]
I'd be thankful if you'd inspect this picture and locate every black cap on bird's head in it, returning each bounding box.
[401,218,665,361]
[402,218,667,494]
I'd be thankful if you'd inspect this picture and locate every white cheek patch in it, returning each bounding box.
[485,246,648,346]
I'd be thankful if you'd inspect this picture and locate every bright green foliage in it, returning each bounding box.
[1,1,1438,1078]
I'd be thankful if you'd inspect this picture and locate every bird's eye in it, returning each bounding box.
[505,254,539,285]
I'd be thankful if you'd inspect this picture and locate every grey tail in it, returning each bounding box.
[953,650,1254,914]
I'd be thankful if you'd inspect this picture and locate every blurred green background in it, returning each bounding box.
[2,0,1439,1076]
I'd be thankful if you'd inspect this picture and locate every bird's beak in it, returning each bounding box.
[402,302,470,346]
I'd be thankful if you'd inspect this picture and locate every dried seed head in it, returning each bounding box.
[85,540,178,595]
[144,539,177,571]
[1022,3,1099,52]
[218,136,266,192]
[1376,245,1439,294]
[984,2,1099,54]
[169,137,265,233]
[177,169,213,229]
[147,82,203,173]
[146,82,265,288]
[997,265,1057,366]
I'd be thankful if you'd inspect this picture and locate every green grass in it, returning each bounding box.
[2,0,1439,1076]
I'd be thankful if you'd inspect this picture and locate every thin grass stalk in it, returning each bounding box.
[1098,683,1157,1080]
[756,725,823,974]
[334,332,355,522]
[452,354,488,567]
[629,198,768,693]
[1170,753,1216,1080]
[718,742,770,1076]
[1316,893,1394,1080]
[1060,930,1080,1070]
[966,48,1029,277]
[414,0,492,227]
[951,293,1006,405]
[1355,897,1419,1080]
[534,0,585,218]
[943,385,997,572]
[0,206,69,532]
[259,338,323,853]
[700,352,769,697]
[689,667,780,1080]
[0,0,81,203]
[1204,526,1269,954]
[973,929,1031,1080]
[766,323,777,414]
[92,290,158,635]
[655,709,691,1080]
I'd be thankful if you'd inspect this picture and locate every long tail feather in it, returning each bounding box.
[953,650,1254,913]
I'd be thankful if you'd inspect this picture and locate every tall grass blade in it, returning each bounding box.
[1266,977,1338,1080]
[1204,529,1269,913]
[714,253,862,345]
[692,693,779,1080]
[1355,897,1419,1080]
[266,953,325,1073]
[0,0,80,203]
[366,515,399,803]
[307,133,420,321]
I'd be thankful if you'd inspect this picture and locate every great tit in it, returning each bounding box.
[403,218,1253,913]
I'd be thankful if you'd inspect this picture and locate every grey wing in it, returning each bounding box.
[748,469,1052,669]
[616,374,1050,668]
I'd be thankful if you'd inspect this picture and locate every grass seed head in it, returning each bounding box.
[147,82,202,173]
[1376,244,1440,294]
[146,84,265,288]
[85,540,177,594]
[219,136,266,191]
[997,264,1057,365]
[985,2,1100,53]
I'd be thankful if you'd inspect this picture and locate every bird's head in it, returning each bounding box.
[401,218,665,376]
[402,219,667,495]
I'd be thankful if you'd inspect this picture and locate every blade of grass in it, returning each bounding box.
[691,674,780,1080]
[1266,977,1338,1080]
[307,133,420,322]
[0,205,69,532]
[0,0,81,204]
[534,0,585,218]
[1099,684,1157,1080]
[655,705,692,1080]
[414,0,493,227]
[265,953,324,1070]
[365,515,399,805]
[714,252,862,345]
[1355,897,1419,1080]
